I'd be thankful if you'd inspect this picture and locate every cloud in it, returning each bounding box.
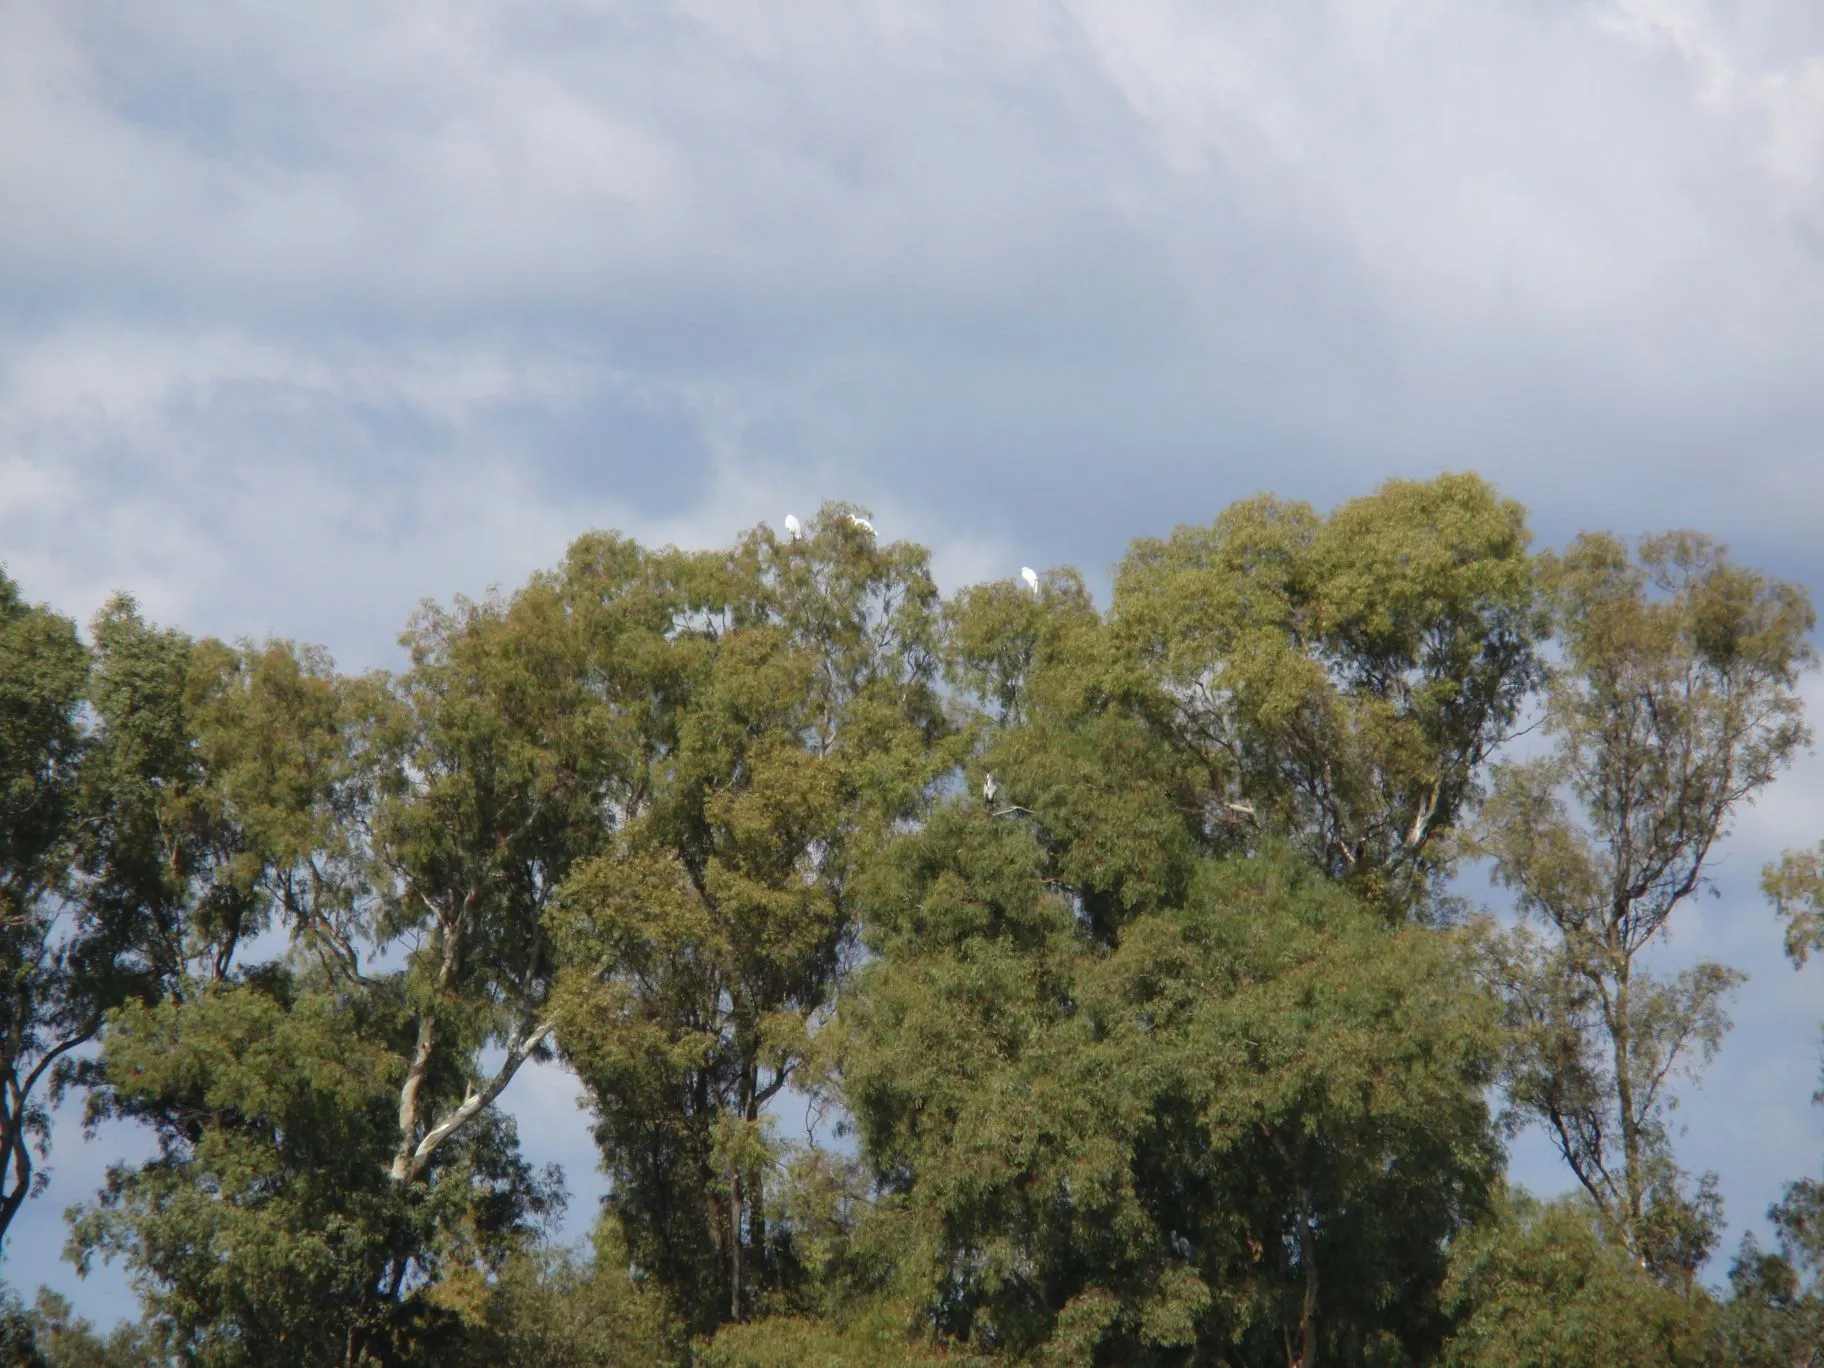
[5,2,1822,577]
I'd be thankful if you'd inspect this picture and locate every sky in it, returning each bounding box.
[4,0,1824,1326]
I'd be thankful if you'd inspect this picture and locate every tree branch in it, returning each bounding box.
[397,1018,555,1183]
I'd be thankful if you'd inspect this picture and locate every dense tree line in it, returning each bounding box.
[2,478,1822,1366]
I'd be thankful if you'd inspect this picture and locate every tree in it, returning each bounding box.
[1112,473,1544,922]
[458,1215,682,1368]
[829,489,1522,1365]
[0,589,277,1261]
[68,971,560,1367]
[1761,840,1824,973]
[550,506,948,1332]
[700,1299,985,1368]
[1440,1189,1717,1368]
[942,565,1204,947]
[370,569,632,1187]
[64,604,574,1364]
[23,1288,155,1368]
[66,603,374,1015]
[30,484,1824,1364]
[1,1283,47,1368]
[1476,531,1815,1279]
[0,570,90,1253]
[845,814,1502,1367]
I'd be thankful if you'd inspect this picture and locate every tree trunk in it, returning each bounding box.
[1612,959,1644,1257]
[390,908,460,1183]
[745,1062,765,1293]
[1295,1184,1320,1368]
[1,1027,94,1248]
[390,1011,440,1182]
[0,1083,30,1247]
[729,1170,743,1322]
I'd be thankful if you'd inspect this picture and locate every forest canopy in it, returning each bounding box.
[3,476,1822,1367]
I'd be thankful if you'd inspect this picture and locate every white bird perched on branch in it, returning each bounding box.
[849,514,874,535]
[783,514,802,541]
[983,773,998,808]
[1020,566,1039,594]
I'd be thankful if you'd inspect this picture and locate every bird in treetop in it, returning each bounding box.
[849,514,875,535]
[782,514,802,541]
[983,773,999,808]
[1020,566,1039,594]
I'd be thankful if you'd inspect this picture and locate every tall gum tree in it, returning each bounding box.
[13,600,349,1261]
[941,566,1205,946]
[373,555,659,1185]
[1475,530,1815,1281]
[1111,473,1545,922]
[847,527,1507,1366]
[844,820,1502,1367]
[68,603,575,1362]
[549,505,949,1332]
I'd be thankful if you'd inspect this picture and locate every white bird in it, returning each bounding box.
[849,514,875,535]
[1020,566,1039,594]
[783,514,802,541]
[983,773,999,808]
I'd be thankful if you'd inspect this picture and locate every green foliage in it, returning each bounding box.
[1441,1190,1718,1368]
[15,482,1824,1367]
[0,569,91,1248]
[68,974,558,1366]
[700,1298,987,1368]
[550,506,950,1331]
[0,571,88,926]
[1111,473,1544,920]
[453,1217,683,1368]
[944,565,1202,945]
[847,822,1501,1365]
[1723,1220,1824,1368]
[1477,530,1816,1279]
[54,600,584,1361]
[20,1289,153,1368]
[373,566,634,1185]
[1751,724,1824,1363]
[0,1286,45,1368]
[1763,844,1824,969]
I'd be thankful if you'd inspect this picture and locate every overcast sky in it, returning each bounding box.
[5,0,1824,1325]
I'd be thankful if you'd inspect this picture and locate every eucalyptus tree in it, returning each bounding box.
[65,608,438,1363]
[1110,473,1544,921]
[1441,1190,1718,1368]
[0,571,90,1254]
[1723,1198,1824,1368]
[1,590,324,1260]
[69,967,562,1367]
[549,505,949,1331]
[1763,840,1824,971]
[846,531,1506,1366]
[844,817,1502,1367]
[70,601,374,1003]
[940,565,1204,945]
[369,563,647,1186]
[22,1287,155,1367]
[1476,531,1815,1280]
[65,593,590,1364]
